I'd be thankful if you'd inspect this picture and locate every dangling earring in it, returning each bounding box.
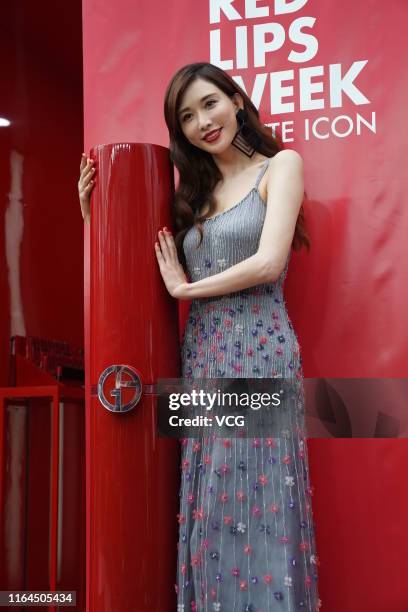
[231,108,261,158]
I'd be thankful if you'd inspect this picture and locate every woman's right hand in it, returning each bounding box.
[78,153,96,223]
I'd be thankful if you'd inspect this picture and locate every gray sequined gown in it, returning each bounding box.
[176,159,321,612]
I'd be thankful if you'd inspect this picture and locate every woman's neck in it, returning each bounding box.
[211,147,266,180]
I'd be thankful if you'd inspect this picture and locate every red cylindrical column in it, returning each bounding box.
[85,143,180,611]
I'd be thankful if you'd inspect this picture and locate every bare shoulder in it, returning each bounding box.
[265,149,303,183]
[269,148,303,168]
[258,150,303,201]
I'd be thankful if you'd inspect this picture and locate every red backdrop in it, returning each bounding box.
[82,1,408,610]
[0,0,85,603]
[0,1,84,387]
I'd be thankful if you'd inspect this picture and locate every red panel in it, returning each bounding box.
[85,144,180,611]
[56,402,86,611]
[308,438,408,612]
[0,401,28,588]
[26,398,53,590]
[0,386,85,612]
[0,401,3,575]
[0,1,85,606]
[0,2,84,390]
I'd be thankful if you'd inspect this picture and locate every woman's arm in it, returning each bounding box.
[182,252,271,299]
[155,149,304,300]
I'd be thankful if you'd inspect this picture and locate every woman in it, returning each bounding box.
[78,62,321,611]
[158,62,321,612]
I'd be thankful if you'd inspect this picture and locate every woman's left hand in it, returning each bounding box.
[154,227,189,299]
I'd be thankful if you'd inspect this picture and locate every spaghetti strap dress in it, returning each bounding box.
[176,158,321,612]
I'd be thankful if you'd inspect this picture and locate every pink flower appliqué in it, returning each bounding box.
[201,538,209,550]
[193,507,205,520]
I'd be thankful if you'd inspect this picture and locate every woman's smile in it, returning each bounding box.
[203,127,223,142]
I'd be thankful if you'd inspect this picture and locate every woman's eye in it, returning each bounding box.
[181,101,216,122]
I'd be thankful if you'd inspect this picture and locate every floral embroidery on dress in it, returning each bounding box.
[178,159,321,611]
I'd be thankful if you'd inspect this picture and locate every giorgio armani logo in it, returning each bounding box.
[97,365,142,413]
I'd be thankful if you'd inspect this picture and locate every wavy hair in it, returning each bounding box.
[163,62,310,271]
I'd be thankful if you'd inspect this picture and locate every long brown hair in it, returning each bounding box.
[163,62,310,271]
